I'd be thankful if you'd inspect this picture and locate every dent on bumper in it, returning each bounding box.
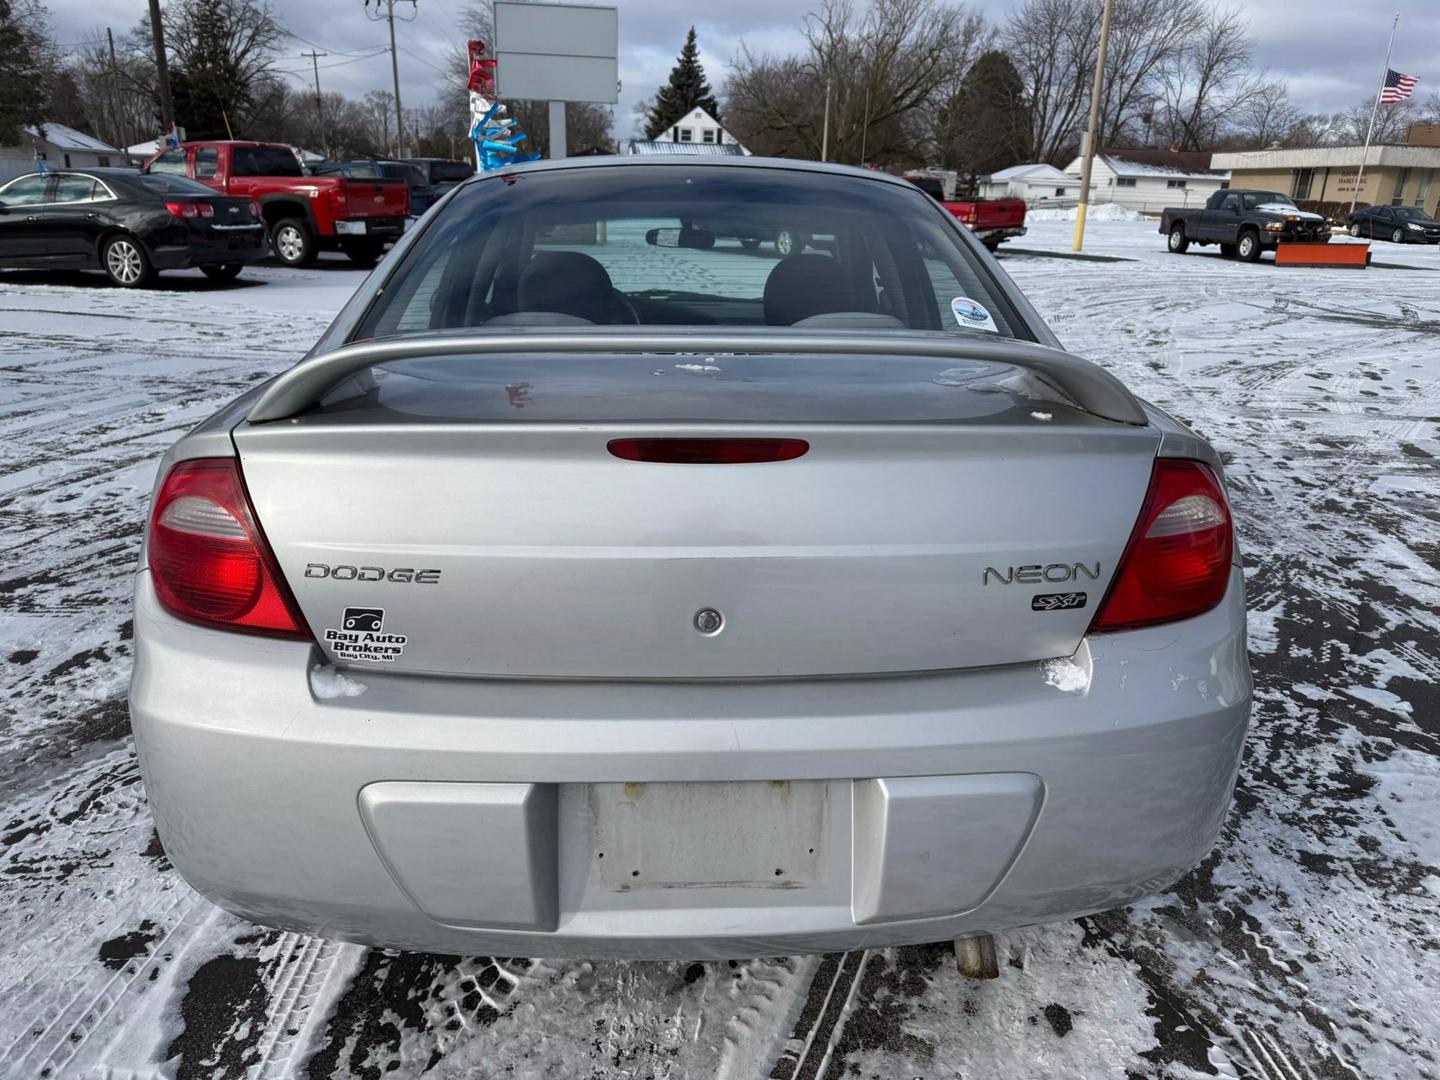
[129,568,1252,959]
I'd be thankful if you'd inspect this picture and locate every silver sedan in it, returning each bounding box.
[129,157,1251,960]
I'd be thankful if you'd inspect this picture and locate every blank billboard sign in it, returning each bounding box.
[494,2,619,104]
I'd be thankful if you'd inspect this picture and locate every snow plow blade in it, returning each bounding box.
[1274,242,1370,268]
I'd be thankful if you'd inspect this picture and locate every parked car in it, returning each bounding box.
[1346,204,1440,244]
[130,157,1251,960]
[1160,189,1329,262]
[312,159,437,217]
[0,168,266,287]
[403,157,474,198]
[905,176,1027,252]
[143,141,410,268]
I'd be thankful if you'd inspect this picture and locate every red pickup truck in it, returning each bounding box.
[906,176,1027,252]
[142,141,410,268]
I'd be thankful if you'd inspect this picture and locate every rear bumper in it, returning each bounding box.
[329,217,406,241]
[150,227,268,269]
[129,567,1251,959]
[971,225,1027,244]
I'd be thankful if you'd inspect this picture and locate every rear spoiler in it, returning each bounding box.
[245,327,1149,426]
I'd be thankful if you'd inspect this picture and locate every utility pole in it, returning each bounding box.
[302,50,328,154]
[820,76,832,162]
[146,0,175,140]
[386,0,411,158]
[1072,0,1115,252]
[106,27,124,150]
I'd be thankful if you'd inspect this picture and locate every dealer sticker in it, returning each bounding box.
[950,296,998,333]
[324,607,408,663]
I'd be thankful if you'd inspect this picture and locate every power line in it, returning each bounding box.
[283,29,389,58]
[274,47,390,73]
[396,43,449,77]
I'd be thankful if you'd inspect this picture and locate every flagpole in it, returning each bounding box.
[1351,12,1399,218]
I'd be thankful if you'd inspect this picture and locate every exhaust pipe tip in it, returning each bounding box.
[953,933,1001,979]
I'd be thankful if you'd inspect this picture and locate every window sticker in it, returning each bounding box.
[950,296,998,333]
[324,607,408,663]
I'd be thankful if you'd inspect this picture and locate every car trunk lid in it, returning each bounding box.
[233,351,1158,679]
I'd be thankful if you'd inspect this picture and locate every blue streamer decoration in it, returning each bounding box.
[470,98,540,172]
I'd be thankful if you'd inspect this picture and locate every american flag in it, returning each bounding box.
[1380,68,1419,105]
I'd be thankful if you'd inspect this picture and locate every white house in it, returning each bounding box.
[1062,148,1230,213]
[630,108,749,155]
[980,163,1077,204]
[1,123,122,183]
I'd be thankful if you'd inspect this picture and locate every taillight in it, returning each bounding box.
[1090,460,1233,633]
[198,202,214,218]
[331,186,348,214]
[164,201,199,218]
[607,438,809,464]
[249,199,261,219]
[147,458,310,638]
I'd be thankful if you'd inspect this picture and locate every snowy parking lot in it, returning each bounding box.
[2,223,1438,1078]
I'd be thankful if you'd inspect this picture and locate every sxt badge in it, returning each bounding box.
[1031,592,1087,612]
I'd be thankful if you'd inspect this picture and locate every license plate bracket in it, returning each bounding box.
[587,780,827,891]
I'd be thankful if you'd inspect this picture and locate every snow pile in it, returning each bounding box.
[1028,202,1147,223]
[310,664,367,699]
[1042,656,1090,693]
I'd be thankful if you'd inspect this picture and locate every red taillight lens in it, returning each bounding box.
[1090,460,1233,633]
[331,187,348,214]
[147,459,310,638]
[249,199,261,219]
[164,201,199,219]
[198,202,214,218]
[607,438,809,464]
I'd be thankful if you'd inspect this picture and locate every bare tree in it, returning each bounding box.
[1002,0,1099,163]
[1335,97,1416,145]
[1228,80,1298,149]
[1152,8,1263,150]
[364,89,395,155]
[726,0,988,166]
[56,33,156,149]
[1097,0,1204,146]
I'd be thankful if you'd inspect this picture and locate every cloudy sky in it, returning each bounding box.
[44,0,1440,137]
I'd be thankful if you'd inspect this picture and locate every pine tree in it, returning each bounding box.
[644,27,720,140]
[936,51,1030,180]
[0,0,52,146]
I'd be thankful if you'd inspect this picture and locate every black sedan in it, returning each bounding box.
[1347,204,1440,244]
[0,168,267,286]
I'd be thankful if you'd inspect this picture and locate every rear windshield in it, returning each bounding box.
[376,163,419,182]
[233,146,303,177]
[360,165,1025,339]
[429,161,473,182]
[1243,191,1294,209]
[135,174,218,195]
